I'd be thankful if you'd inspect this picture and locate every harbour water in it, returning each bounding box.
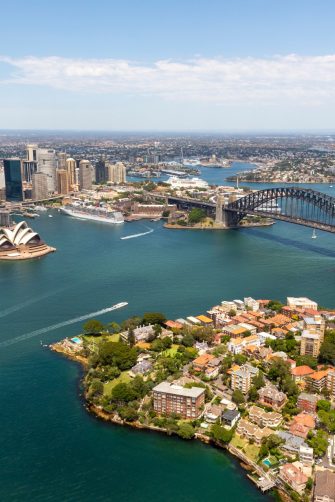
[1,171,335,501]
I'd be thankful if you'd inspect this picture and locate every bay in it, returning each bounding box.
[1,170,335,501]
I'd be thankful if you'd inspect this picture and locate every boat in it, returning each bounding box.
[48,215,53,218]
[312,229,317,239]
[60,204,124,224]
[330,185,333,188]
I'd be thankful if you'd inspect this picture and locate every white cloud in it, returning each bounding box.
[1,54,335,105]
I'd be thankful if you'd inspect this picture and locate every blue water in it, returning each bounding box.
[1,171,334,500]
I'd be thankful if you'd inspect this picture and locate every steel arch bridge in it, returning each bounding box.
[226,187,335,233]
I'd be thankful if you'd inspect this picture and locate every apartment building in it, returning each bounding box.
[297,393,319,414]
[287,297,318,310]
[300,330,321,358]
[279,463,308,495]
[236,419,272,445]
[153,382,205,419]
[248,405,282,428]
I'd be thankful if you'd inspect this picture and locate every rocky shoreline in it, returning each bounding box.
[50,341,279,498]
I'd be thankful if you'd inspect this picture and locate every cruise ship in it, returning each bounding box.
[60,203,124,224]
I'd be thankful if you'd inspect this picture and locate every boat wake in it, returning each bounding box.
[0,302,128,348]
[121,229,153,240]
[0,289,66,320]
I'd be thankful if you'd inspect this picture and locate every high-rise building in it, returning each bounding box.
[4,159,23,201]
[78,160,92,190]
[300,330,321,357]
[65,158,77,187]
[57,169,70,195]
[32,172,48,200]
[108,162,126,184]
[57,152,67,170]
[23,144,38,182]
[37,148,57,193]
[95,158,108,184]
[153,382,205,419]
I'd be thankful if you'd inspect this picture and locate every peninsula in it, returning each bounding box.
[51,296,335,501]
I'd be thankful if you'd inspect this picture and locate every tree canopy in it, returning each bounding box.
[83,319,104,335]
[98,341,137,370]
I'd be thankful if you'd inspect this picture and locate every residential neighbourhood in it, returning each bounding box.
[53,295,335,501]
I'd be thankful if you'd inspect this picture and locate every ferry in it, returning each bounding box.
[60,203,124,224]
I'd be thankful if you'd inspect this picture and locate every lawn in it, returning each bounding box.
[230,434,260,462]
[103,371,131,396]
[83,333,120,345]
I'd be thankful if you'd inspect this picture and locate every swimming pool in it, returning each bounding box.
[262,458,272,467]
[71,337,82,344]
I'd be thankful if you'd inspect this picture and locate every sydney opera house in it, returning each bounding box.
[0,221,56,260]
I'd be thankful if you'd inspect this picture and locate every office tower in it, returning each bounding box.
[4,158,23,201]
[66,158,77,187]
[0,210,11,227]
[57,169,70,194]
[57,152,67,170]
[95,158,108,184]
[108,162,126,184]
[37,148,58,193]
[23,144,38,182]
[78,160,92,190]
[32,172,48,200]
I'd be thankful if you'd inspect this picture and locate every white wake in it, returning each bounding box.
[120,229,153,240]
[0,302,128,348]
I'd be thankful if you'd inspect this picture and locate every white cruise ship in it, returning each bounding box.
[166,176,209,189]
[60,204,124,224]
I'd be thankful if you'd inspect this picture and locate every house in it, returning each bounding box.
[244,297,260,311]
[193,354,215,372]
[205,357,221,379]
[289,422,310,439]
[121,324,155,343]
[277,431,307,454]
[165,320,183,330]
[204,404,224,423]
[297,393,319,413]
[258,384,287,410]
[236,419,272,445]
[279,463,308,495]
[291,365,315,383]
[221,409,240,428]
[129,359,153,376]
[227,334,261,355]
[223,325,250,338]
[299,445,314,465]
[248,405,282,428]
[314,470,335,502]
[293,413,315,429]
[196,315,214,326]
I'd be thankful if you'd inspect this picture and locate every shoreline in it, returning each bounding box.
[227,179,334,185]
[164,221,275,230]
[50,341,278,498]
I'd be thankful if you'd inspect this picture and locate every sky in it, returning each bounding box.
[1,0,335,132]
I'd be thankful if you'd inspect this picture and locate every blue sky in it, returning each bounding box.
[1,0,335,131]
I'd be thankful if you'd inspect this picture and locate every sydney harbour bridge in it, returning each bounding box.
[167,187,335,234]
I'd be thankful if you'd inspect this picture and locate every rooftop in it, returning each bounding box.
[153,382,205,398]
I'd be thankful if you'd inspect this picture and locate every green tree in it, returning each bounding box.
[232,389,245,405]
[211,424,233,443]
[142,312,166,326]
[106,321,121,334]
[296,355,318,370]
[177,423,195,439]
[188,208,206,225]
[128,328,135,347]
[308,430,328,457]
[98,341,137,370]
[87,378,104,398]
[317,399,331,412]
[83,319,104,335]
[118,406,139,422]
[182,333,195,347]
[253,371,265,390]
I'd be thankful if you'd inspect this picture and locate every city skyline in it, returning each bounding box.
[1,0,335,131]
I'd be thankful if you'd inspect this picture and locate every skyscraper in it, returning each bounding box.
[37,148,58,193]
[23,144,38,182]
[32,172,48,200]
[78,160,92,190]
[66,158,77,187]
[57,169,70,195]
[57,152,67,170]
[108,162,126,184]
[95,158,108,184]
[4,158,23,201]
